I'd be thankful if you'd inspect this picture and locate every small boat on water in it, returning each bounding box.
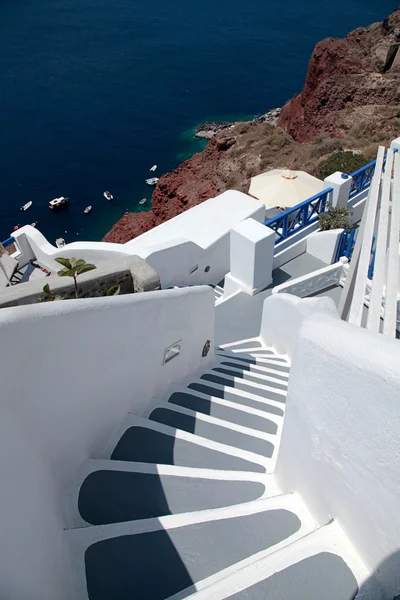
[31,221,37,227]
[55,238,66,248]
[84,205,92,214]
[104,191,113,201]
[20,201,32,211]
[149,165,157,172]
[49,196,69,210]
[139,198,147,205]
[145,177,159,186]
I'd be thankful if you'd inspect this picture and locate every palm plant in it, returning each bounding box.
[55,257,96,298]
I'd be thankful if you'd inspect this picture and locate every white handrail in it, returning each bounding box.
[348,146,385,326]
[383,151,400,336]
[366,149,393,333]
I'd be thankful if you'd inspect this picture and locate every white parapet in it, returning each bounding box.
[229,218,275,295]
[323,171,353,209]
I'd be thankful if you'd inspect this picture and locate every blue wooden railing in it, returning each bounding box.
[264,187,333,244]
[1,236,15,249]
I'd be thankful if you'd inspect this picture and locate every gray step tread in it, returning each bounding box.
[84,508,301,600]
[149,407,275,458]
[216,353,290,372]
[167,391,284,426]
[212,366,288,390]
[225,552,358,600]
[78,470,265,525]
[111,426,265,473]
[199,373,287,404]
[188,382,286,412]
[218,360,289,380]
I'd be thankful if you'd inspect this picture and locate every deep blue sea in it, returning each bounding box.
[0,0,395,243]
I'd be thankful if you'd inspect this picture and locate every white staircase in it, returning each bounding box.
[66,338,373,600]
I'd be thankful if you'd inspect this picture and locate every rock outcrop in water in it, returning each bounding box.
[103,8,400,244]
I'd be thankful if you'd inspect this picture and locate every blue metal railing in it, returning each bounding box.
[264,187,333,244]
[335,228,375,279]
[348,160,377,199]
[335,228,356,262]
[1,236,15,249]
[349,148,398,199]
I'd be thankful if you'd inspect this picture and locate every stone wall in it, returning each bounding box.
[0,255,160,308]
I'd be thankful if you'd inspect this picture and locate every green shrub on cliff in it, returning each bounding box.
[315,151,368,180]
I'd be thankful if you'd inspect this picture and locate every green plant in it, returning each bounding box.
[38,283,63,302]
[315,150,368,180]
[55,257,96,298]
[96,285,121,297]
[318,206,352,231]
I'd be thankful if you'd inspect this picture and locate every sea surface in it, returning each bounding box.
[0,0,394,244]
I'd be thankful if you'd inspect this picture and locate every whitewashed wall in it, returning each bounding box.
[259,292,338,358]
[12,227,132,271]
[144,236,230,288]
[276,309,400,598]
[0,286,215,600]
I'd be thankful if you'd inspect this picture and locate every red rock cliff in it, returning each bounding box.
[278,8,400,141]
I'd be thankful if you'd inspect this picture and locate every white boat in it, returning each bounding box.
[31,221,37,228]
[145,177,159,186]
[49,196,69,210]
[20,201,32,211]
[104,191,113,201]
[55,237,66,248]
[84,205,92,214]
[139,198,147,205]
[150,165,157,172]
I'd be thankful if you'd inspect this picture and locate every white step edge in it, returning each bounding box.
[215,355,290,379]
[96,414,274,472]
[185,380,287,412]
[66,493,317,600]
[223,349,289,361]
[142,399,282,442]
[191,374,288,398]
[216,351,290,368]
[217,338,264,350]
[210,365,289,388]
[164,384,286,418]
[171,519,378,600]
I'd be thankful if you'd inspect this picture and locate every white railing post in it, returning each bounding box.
[323,172,353,209]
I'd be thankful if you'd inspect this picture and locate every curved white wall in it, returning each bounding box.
[0,286,215,599]
[259,293,338,358]
[276,311,400,598]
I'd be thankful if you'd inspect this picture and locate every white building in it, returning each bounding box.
[0,142,400,600]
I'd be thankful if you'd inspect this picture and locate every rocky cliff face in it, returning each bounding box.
[278,9,400,141]
[104,8,400,244]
